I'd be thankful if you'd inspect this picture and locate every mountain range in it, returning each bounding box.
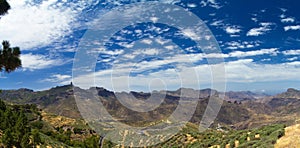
[1,85,300,129]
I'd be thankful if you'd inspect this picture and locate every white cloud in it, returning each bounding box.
[0,0,81,50]
[279,8,296,23]
[162,0,181,4]
[203,48,278,58]
[150,17,159,23]
[250,13,259,22]
[200,0,222,9]
[141,39,153,45]
[261,58,271,62]
[155,38,171,45]
[73,59,216,92]
[115,48,279,73]
[182,28,201,40]
[42,74,71,85]
[20,53,68,71]
[164,45,176,50]
[210,20,242,37]
[224,41,260,50]
[282,49,300,55]
[260,22,273,26]
[210,20,224,27]
[74,46,281,90]
[281,17,295,23]
[88,47,124,55]
[251,17,258,22]
[260,9,266,13]
[247,28,266,36]
[286,57,298,61]
[229,48,278,57]
[204,48,278,58]
[72,45,282,91]
[187,3,197,8]
[284,25,300,31]
[130,48,159,57]
[117,42,135,48]
[141,48,159,55]
[72,57,300,92]
[225,59,300,83]
[286,61,300,66]
[225,26,241,35]
[280,8,287,13]
[246,23,274,36]
[101,0,181,6]
[123,54,136,59]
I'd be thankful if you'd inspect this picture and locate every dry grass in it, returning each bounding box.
[41,111,76,128]
[275,124,300,148]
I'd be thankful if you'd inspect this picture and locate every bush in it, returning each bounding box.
[30,121,44,129]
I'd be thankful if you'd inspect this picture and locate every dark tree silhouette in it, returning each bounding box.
[0,41,22,72]
[0,1,22,73]
[0,0,10,16]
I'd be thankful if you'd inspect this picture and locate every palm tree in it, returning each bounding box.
[0,41,22,73]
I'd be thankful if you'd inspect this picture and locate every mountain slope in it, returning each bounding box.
[275,124,300,148]
[276,88,300,99]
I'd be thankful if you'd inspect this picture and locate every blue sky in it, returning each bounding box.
[0,0,299,94]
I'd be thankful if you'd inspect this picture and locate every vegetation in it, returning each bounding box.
[0,1,22,73]
[0,0,10,16]
[0,99,107,147]
[0,41,22,73]
[151,123,285,148]
[0,100,40,147]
